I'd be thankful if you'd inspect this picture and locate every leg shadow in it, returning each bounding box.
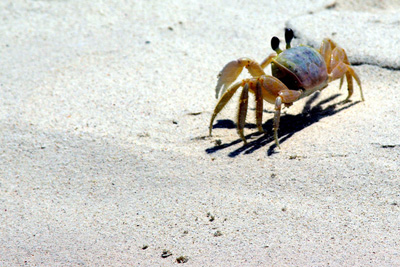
[206,93,361,157]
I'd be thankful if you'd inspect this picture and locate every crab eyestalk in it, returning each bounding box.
[271,36,282,54]
[285,28,294,49]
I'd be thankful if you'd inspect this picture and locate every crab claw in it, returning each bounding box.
[215,57,252,98]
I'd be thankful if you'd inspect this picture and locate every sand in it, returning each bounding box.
[1,0,400,266]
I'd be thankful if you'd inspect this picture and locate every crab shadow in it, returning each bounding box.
[206,93,361,157]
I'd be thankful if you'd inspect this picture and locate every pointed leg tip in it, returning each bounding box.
[275,141,281,149]
[238,132,248,145]
[239,136,247,145]
[273,130,281,149]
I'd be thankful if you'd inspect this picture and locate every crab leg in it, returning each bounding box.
[273,96,282,148]
[273,89,302,147]
[259,76,302,147]
[260,52,277,69]
[330,47,346,69]
[329,62,363,101]
[320,39,364,101]
[255,81,264,133]
[345,72,354,100]
[339,76,344,90]
[330,47,364,101]
[237,84,249,143]
[211,74,302,146]
[215,58,265,98]
[209,81,242,136]
[319,38,337,73]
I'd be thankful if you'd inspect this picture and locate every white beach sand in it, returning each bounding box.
[1,0,400,266]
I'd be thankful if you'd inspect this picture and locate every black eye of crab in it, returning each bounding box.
[271,36,282,54]
[285,28,294,49]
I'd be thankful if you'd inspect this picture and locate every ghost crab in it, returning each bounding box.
[209,28,364,148]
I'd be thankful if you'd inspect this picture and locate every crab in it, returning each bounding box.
[209,28,364,148]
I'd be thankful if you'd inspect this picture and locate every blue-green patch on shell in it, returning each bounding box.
[273,46,328,90]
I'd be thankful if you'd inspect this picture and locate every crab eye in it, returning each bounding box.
[271,36,282,54]
[285,28,294,49]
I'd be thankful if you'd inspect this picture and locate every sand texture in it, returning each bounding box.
[1,0,400,266]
